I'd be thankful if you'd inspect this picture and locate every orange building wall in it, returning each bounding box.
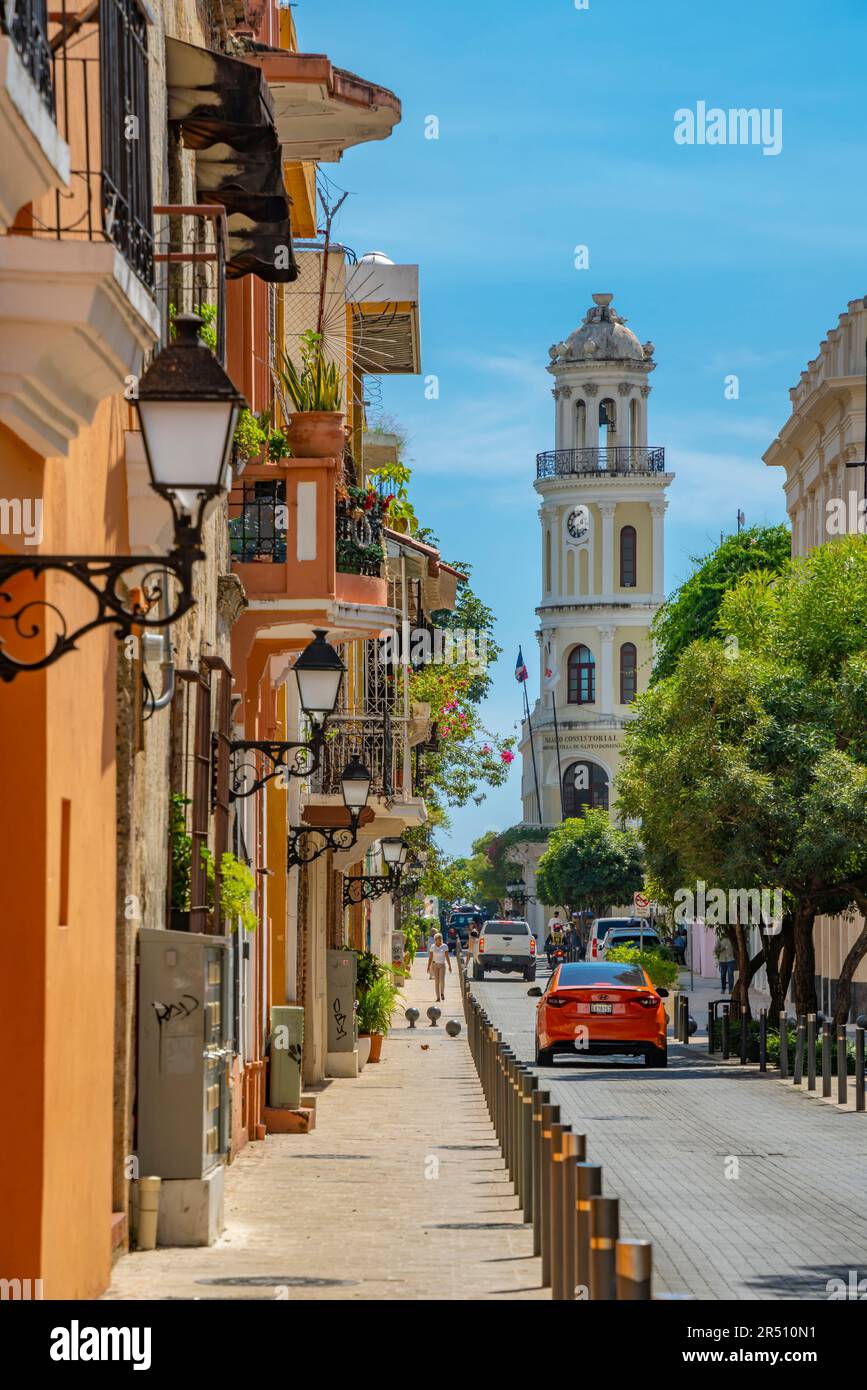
[0,398,122,1298]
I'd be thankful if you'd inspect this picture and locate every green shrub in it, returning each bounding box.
[356,975,401,1035]
[606,945,680,989]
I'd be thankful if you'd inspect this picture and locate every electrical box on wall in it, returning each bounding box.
[137,928,232,1180]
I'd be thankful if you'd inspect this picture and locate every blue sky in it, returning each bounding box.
[298,0,867,852]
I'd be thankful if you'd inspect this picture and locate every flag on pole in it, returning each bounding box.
[543,641,560,691]
[515,647,529,683]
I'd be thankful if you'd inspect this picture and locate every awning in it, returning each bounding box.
[166,37,299,284]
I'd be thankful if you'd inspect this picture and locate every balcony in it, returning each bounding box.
[0,0,159,457]
[536,447,666,479]
[0,0,70,228]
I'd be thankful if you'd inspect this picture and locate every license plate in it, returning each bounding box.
[590,1003,613,1014]
[500,956,512,962]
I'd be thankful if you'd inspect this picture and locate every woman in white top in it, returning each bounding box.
[427,932,452,1002]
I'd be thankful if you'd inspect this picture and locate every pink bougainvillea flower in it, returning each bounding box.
[481,744,491,754]
[500,749,515,764]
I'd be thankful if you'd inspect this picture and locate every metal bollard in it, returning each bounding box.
[550,1125,572,1299]
[837,1026,848,1105]
[721,1004,730,1060]
[779,1012,789,1078]
[540,1111,563,1287]
[616,1239,653,1300]
[502,1054,514,1176]
[855,1021,866,1113]
[738,1002,747,1065]
[807,1014,816,1091]
[512,1063,525,1196]
[793,1016,805,1085]
[822,1019,832,1098]
[575,1161,603,1301]
[531,1090,551,1254]
[557,1132,586,1301]
[759,1008,767,1072]
[683,995,691,1047]
[588,1195,619,1301]
[544,1123,567,1289]
[707,1003,715,1055]
[521,1073,536,1222]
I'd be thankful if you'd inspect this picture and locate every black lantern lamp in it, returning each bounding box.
[287,756,372,869]
[380,837,408,870]
[0,313,247,682]
[225,631,346,800]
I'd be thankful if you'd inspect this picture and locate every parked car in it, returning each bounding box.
[447,907,482,952]
[587,916,642,960]
[599,924,661,958]
[471,919,536,981]
[529,960,669,1067]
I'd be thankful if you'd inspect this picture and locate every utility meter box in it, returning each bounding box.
[269,1005,304,1109]
[326,948,357,1054]
[137,928,231,1180]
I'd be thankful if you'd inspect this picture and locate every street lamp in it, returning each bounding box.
[225,630,346,799]
[380,837,408,869]
[343,835,409,908]
[287,756,372,869]
[0,313,247,682]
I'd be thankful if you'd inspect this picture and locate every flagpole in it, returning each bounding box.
[523,680,543,825]
[551,687,565,821]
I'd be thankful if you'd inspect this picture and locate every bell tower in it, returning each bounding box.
[520,292,674,825]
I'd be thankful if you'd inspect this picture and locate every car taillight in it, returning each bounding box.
[636,994,659,1008]
[478,937,485,953]
[530,939,536,955]
[546,995,568,1009]
[590,939,598,958]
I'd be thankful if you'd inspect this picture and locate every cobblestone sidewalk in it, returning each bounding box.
[105,959,545,1301]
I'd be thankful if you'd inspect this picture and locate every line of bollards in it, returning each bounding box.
[461,980,685,1300]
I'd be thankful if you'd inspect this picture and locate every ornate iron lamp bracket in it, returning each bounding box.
[287,818,362,871]
[342,871,398,909]
[222,725,327,802]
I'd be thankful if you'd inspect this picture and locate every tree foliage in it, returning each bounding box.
[535,809,644,918]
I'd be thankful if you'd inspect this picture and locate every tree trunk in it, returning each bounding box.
[832,887,867,1028]
[763,918,793,1019]
[731,923,754,1019]
[791,902,818,1018]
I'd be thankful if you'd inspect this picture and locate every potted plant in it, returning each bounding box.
[276,329,344,458]
[356,974,400,1063]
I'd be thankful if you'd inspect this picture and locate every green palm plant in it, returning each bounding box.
[355,975,400,1036]
[277,329,343,412]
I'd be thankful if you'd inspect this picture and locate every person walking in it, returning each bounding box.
[427,931,452,1002]
[715,934,735,994]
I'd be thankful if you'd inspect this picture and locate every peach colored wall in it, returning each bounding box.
[0,399,121,1298]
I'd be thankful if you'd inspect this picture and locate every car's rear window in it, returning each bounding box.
[594,918,637,933]
[450,915,476,927]
[484,922,529,936]
[556,963,648,987]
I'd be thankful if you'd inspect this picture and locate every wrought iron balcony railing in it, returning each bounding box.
[2,0,53,114]
[314,713,398,800]
[536,447,666,479]
[336,494,384,577]
[15,0,154,290]
[229,479,287,563]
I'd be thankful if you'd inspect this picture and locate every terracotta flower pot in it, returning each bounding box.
[285,411,345,458]
[367,1032,384,1063]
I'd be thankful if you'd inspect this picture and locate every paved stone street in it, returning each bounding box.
[471,969,867,1300]
[105,960,546,1301]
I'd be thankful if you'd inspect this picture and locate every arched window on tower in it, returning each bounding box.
[545,529,552,593]
[620,525,637,587]
[620,642,638,704]
[562,760,609,817]
[600,398,616,455]
[576,399,587,448]
[567,644,596,704]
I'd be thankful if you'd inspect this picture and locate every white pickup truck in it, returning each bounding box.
[470,918,536,981]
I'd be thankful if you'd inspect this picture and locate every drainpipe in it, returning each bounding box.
[142,582,176,717]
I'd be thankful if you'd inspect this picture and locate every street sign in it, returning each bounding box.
[633,891,651,919]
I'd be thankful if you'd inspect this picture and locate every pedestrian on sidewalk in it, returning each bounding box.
[427,932,452,1002]
[715,933,735,994]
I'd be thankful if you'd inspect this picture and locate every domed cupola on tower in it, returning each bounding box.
[518,292,675,836]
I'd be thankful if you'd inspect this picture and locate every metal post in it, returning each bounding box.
[779,1012,789,1079]
[531,1090,550,1254]
[521,1073,536,1222]
[738,1002,747,1065]
[575,1162,603,1301]
[544,1122,567,1289]
[807,1013,816,1091]
[822,1019,832,1098]
[539,1102,559,1274]
[721,1004,730,1060]
[502,1055,514,1176]
[793,1016,805,1085]
[759,1008,767,1072]
[683,994,690,1047]
[616,1239,653,1300]
[707,1003,715,1055]
[558,1132,586,1301]
[855,1022,865,1113]
[550,1124,571,1300]
[837,1026,848,1105]
[588,1196,619,1301]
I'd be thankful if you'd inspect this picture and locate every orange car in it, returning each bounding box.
[530,960,669,1068]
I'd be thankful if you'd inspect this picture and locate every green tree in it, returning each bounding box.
[535,809,644,920]
[651,523,791,682]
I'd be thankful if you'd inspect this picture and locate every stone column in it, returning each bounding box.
[597,624,616,714]
[552,387,562,450]
[639,384,651,449]
[598,500,616,597]
[650,501,666,599]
